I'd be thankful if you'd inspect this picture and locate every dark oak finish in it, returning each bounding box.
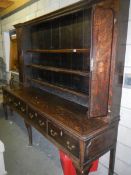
[90,7,114,117]
[2,0,130,174]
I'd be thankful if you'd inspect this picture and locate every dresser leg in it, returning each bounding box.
[24,121,32,146]
[3,103,8,120]
[108,144,116,175]
[9,107,13,116]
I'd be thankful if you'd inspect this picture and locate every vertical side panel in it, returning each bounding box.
[15,25,31,85]
[16,26,24,83]
[90,7,114,117]
[110,0,130,120]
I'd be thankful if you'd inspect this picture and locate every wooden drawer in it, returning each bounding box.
[84,126,117,162]
[28,107,47,132]
[10,96,26,115]
[14,98,26,115]
[3,90,7,101]
[3,91,13,104]
[48,122,80,158]
[3,90,26,115]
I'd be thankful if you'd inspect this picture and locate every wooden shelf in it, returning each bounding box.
[26,48,90,54]
[27,64,89,77]
[29,78,88,99]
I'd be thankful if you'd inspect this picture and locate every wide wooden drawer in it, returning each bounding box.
[48,122,80,158]
[28,106,47,132]
[3,90,13,104]
[12,97,26,115]
[84,125,117,162]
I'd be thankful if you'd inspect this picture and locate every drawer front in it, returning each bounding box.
[3,90,13,104]
[28,107,47,132]
[3,90,7,102]
[48,122,79,158]
[84,126,117,162]
[12,97,26,114]
[3,90,26,115]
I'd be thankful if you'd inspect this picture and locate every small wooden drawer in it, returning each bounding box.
[3,91,13,104]
[3,90,26,115]
[18,100,26,114]
[12,97,26,114]
[48,122,80,158]
[28,107,47,132]
[3,90,8,101]
[84,126,117,162]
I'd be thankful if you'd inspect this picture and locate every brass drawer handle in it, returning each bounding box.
[39,120,45,126]
[21,107,25,112]
[35,96,39,104]
[34,112,38,117]
[18,101,21,105]
[9,98,12,102]
[60,131,63,136]
[66,141,76,151]
[50,129,57,137]
[29,113,34,119]
[14,102,18,107]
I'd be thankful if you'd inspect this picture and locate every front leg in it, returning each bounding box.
[24,120,32,146]
[3,103,8,120]
[108,144,117,175]
[9,107,13,116]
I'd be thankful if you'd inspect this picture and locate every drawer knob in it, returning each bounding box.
[29,113,34,119]
[66,141,75,151]
[39,120,45,126]
[50,129,57,137]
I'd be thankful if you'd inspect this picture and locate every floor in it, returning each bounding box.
[0,95,111,175]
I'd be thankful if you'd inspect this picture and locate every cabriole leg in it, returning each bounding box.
[3,103,8,120]
[24,120,32,146]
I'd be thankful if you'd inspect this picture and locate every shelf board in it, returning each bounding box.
[29,78,88,99]
[26,48,90,53]
[27,64,89,77]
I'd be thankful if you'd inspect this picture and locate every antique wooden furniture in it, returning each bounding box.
[2,0,129,174]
